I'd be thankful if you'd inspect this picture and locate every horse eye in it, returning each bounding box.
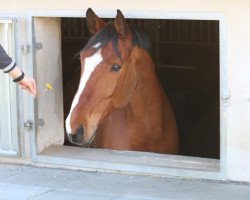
[110,64,121,72]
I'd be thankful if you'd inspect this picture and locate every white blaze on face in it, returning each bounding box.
[65,48,103,134]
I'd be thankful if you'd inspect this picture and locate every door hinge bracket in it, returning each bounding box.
[24,121,33,131]
[21,45,30,54]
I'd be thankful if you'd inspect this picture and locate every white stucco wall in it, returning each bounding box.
[1,0,250,182]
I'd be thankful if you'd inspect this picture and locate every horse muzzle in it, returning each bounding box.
[67,125,96,147]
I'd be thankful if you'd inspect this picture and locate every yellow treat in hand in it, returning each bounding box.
[45,83,53,90]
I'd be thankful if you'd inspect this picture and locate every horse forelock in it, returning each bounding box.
[80,21,150,60]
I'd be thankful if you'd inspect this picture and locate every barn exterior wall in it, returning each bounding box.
[0,0,250,182]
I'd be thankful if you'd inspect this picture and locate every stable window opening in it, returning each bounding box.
[60,18,219,159]
[33,15,221,177]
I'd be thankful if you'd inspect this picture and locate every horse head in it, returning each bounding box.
[65,8,149,146]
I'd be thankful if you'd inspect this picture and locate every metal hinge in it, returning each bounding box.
[221,95,230,107]
[21,45,30,54]
[24,121,33,131]
[221,96,230,103]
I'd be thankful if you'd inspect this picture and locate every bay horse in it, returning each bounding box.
[65,8,179,154]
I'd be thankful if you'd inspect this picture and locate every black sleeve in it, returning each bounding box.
[0,44,16,73]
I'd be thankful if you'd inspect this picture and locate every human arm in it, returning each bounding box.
[0,44,37,97]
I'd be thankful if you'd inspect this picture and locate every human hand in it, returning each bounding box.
[8,66,37,97]
[18,76,37,98]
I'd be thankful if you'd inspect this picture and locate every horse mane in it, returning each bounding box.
[81,21,150,58]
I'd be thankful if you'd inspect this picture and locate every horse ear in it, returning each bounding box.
[114,9,130,39]
[86,8,105,34]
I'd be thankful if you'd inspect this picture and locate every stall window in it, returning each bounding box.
[0,19,19,156]
[61,18,220,159]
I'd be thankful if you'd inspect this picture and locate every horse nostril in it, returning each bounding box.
[68,125,84,143]
[76,125,84,141]
[67,133,73,141]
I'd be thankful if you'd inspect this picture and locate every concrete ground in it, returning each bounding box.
[0,164,250,200]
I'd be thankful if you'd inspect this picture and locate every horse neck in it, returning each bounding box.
[125,48,166,121]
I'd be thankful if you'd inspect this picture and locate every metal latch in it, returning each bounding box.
[24,121,33,131]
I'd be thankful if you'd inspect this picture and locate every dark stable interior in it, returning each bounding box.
[61,18,220,159]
